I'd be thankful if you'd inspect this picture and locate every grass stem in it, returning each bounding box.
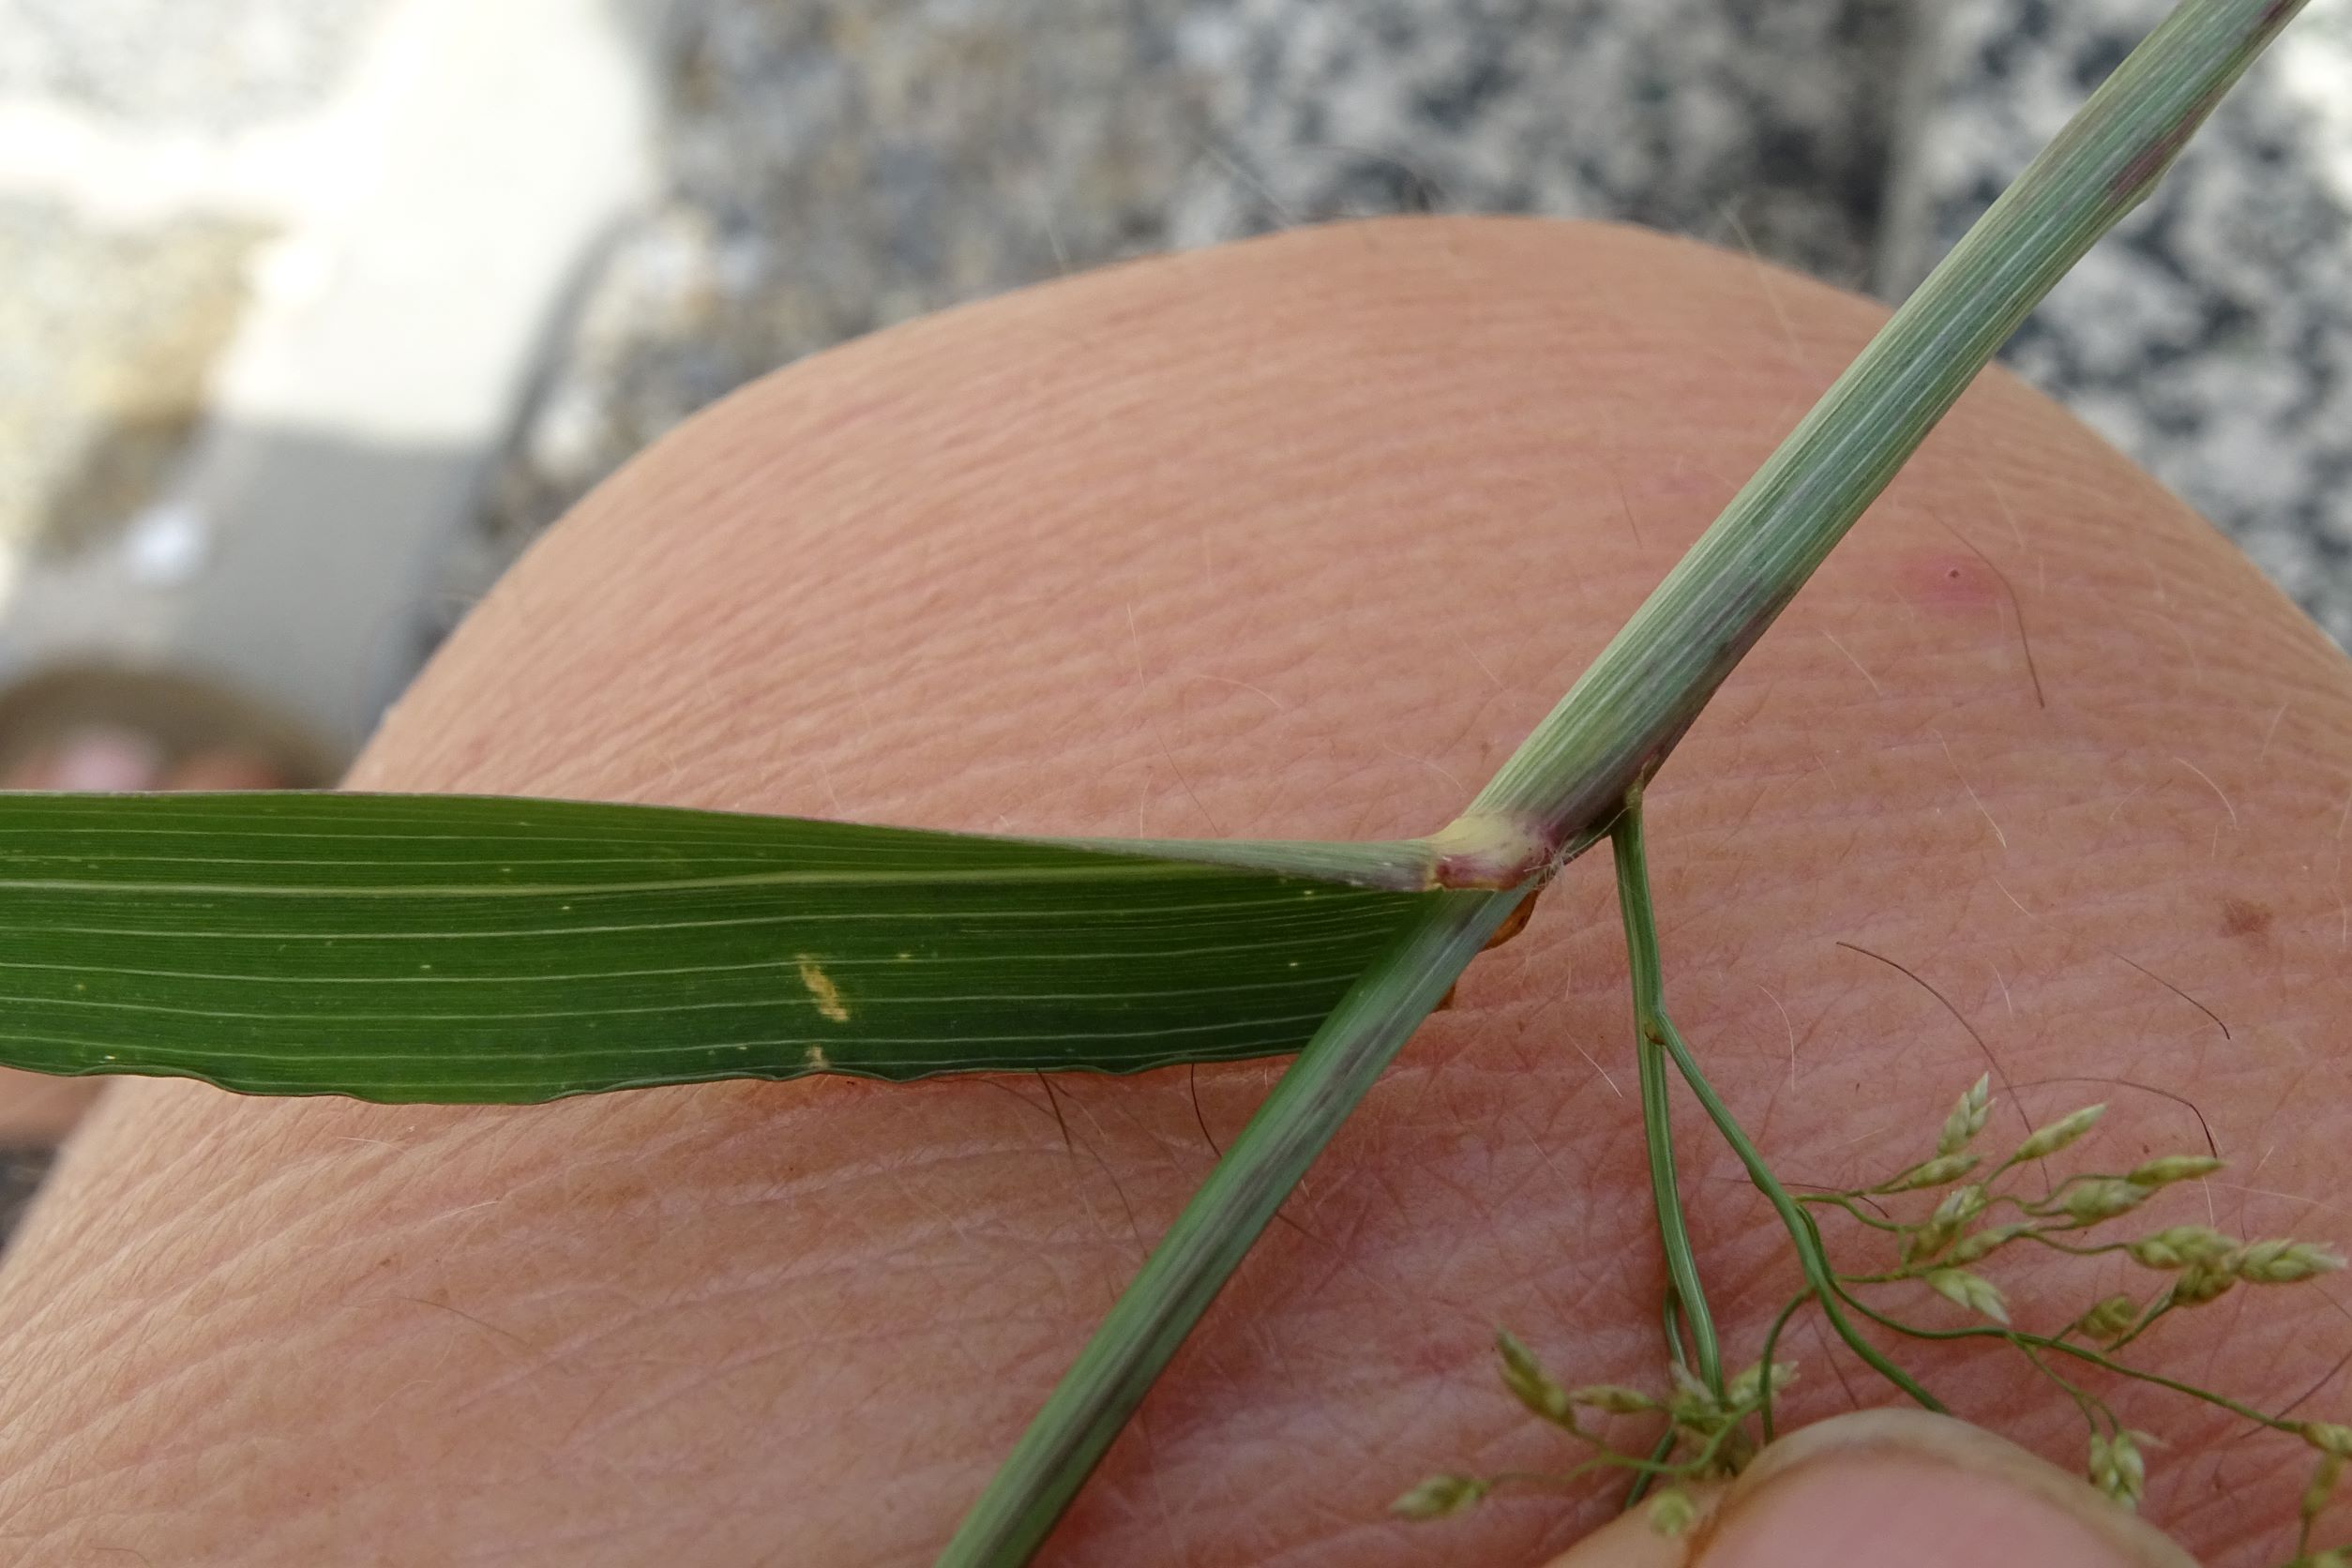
[935,890,1526,1567]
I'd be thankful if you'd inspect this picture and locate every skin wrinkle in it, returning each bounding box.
[0,219,2340,1563]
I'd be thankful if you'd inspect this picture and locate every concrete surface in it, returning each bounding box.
[0,0,663,756]
[0,0,376,130]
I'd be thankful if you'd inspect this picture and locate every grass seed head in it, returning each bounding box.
[1934,1184,1990,1227]
[2076,1293,2139,1342]
[1392,1474,1488,1520]
[1938,1075,1994,1157]
[1647,1488,1699,1538]
[2054,1177,2152,1227]
[1495,1330,1572,1424]
[2088,1429,2148,1509]
[2011,1104,2105,1164]
[1926,1266,2011,1324]
[2127,1225,2238,1270]
[1905,1184,1992,1263]
[2124,1154,2224,1187]
[1884,1153,1979,1193]
[2305,1452,2346,1525]
[2229,1240,2346,1285]
[2171,1260,2237,1306]
[1569,1384,1659,1416]
[2302,1423,2352,1460]
[1726,1359,1798,1409]
[1948,1222,2036,1265]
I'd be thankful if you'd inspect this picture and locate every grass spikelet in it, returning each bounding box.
[1938,1075,1994,1157]
[1926,1266,2012,1324]
[2009,1104,2105,1166]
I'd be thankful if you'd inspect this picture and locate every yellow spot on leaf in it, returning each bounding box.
[804,1044,829,1069]
[796,955,851,1023]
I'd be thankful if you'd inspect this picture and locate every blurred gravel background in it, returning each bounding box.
[0,0,374,128]
[2,0,2348,746]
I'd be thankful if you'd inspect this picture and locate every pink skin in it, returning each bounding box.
[0,219,2344,1565]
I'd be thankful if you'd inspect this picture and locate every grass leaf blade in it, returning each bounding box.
[0,792,1430,1103]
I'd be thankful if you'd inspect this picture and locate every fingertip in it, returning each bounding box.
[1542,1412,2196,1568]
[1540,1485,1727,1568]
[1697,1451,2160,1568]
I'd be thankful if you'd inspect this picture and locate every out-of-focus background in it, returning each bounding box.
[1,0,2348,764]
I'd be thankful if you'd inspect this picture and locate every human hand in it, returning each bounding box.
[0,218,2340,1563]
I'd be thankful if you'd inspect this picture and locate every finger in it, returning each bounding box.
[1549,1412,2194,1568]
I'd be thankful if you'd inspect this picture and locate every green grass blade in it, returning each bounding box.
[0,792,1429,1103]
[936,887,1526,1568]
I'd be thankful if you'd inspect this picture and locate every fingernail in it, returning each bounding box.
[1540,1410,2196,1568]
[1696,1410,2194,1568]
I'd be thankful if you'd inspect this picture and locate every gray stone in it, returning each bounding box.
[1886,0,2352,644]
[471,0,1911,596]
